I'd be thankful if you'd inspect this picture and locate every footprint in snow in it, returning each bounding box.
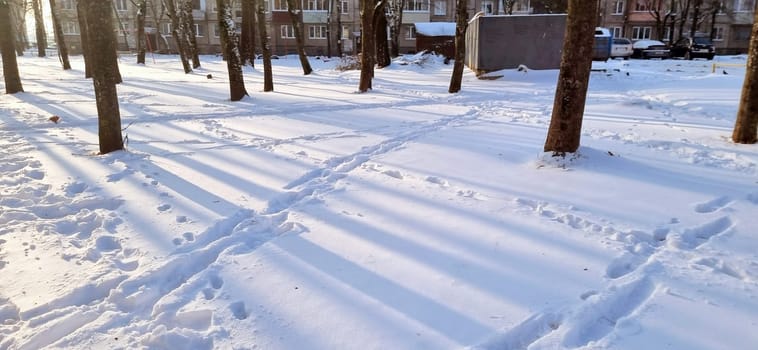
[229,301,248,320]
[157,204,171,212]
[382,169,404,179]
[425,176,450,187]
[694,196,732,213]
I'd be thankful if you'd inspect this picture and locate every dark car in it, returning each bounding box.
[632,40,670,59]
[670,37,715,60]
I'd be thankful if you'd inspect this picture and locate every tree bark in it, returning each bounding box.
[286,0,313,75]
[374,0,390,68]
[0,0,24,93]
[240,0,256,66]
[48,0,71,70]
[448,0,467,93]
[136,0,147,64]
[182,0,201,68]
[217,0,249,101]
[358,0,377,92]
[83,0,123,154]
[732,4,758,144]
[387,0,404,57]
[32,0,46,57]
[543,0,598,155]
[256,0,274,91]
[165,0,192,73]
[76,0,92,78]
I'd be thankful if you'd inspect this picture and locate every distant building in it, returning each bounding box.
[51,0,753,57]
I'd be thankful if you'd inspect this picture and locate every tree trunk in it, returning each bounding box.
[543,0,598,155]
[374,0,390,68]
[182,0,201,68]
[217,0,249,101]
[358,0,377,92]
[9,1,28,55]
[690,0,702,38]
[166,0,192,73]
[32,0,46,57]
[82,0,123,154]
[76,0,92,78]
[448,0,467,93]
[286,0,313,75]
[136,0,146,64]
[0,0,24,93]
[48,0,71,70]
[387,0,404,57]
[256,0,274,91]
[240,0,256,66]
[732,4,758,144]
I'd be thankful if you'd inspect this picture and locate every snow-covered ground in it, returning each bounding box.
[0,52,756,350]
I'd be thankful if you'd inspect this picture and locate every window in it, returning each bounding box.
[733,26,751,40]
[433,0,446,15]
[281,24,295,38]
[306,0,328,11]
[161,22,172,35]
[613,0,624,14]
[662,27,670,41]
[611,26,623,38]
[734,0,755,11]
[342,25,350,39]
[632,26,651,40]
[194,23,205,37]
[61,0,74,10]
[63,21,79,34]
[213,24,221,38]
[115,0,128,11]
[405,0,429,11]
[273,0,287,11]
[192,0,201,10]
[211,1,217,12]
[309,25,327,39]
[340,0,348,13]
[406,25,416,39]
[634,0,649,11]
[482,0,494,14]
[713,26,725,41]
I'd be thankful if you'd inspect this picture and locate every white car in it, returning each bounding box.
[611,38,633,59]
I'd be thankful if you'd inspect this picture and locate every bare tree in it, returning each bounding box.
[732,2,758,144]
[643,0,676,40]
[32,0,45,57]
[239,0,256,66]
[374,0,390,68]
[135,0,147,64]
[386,0,403,57]
[181,0,201,68]
[48,0,71,69]
[217,0,249,100]
[256,0,274,91]
[286,0,313,74]
[76,0,92,77]
[358,0,378,92]
[1,0,24,93]
[543,0,598,155]
[448,0,467,93]
[165,0,192,73]
[82,0,124,154]
[8,0,29,55]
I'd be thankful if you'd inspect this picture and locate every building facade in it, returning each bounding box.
[53,0,753,57]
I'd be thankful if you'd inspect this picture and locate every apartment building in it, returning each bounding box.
[53,0,753,57]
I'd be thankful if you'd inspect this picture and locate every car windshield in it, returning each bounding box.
[694,37,712,45]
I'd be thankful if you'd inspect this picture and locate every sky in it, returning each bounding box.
[0,52,757,350]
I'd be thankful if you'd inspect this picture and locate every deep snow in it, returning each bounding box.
[0,52,756,350]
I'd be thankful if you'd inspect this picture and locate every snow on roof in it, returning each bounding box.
[414,22,456,37]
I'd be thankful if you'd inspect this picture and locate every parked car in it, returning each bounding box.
[611,38,633,59]
[670,36,715,60]
[632,40,670,59]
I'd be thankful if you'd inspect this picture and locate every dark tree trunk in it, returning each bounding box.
[240,0,256,66]
[83,0,123,154]
[374,0,390,68]
[137,0,147,64]
[690,0,702,38]
[0,0,24,93]
[32,0,46,57]
[732,4,758,144]
[678,0,691,41]
[256,0,274,91]
[182,0,201,68]
[166,0,192,73]
[49,0,71,70]
[358,0,377,92]
[448,0,467,93]
[286,0,313,75]
[217,0,249,101]
[388,0,404,57]
[543,0,598,155]
[76,0,92,78]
